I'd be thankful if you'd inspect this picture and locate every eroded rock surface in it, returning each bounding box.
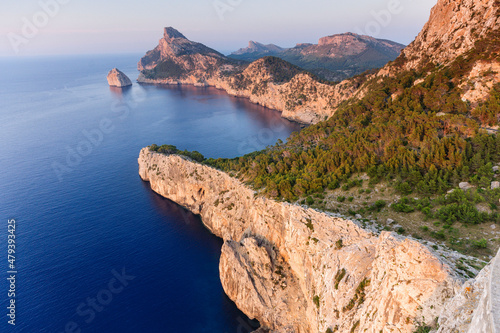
[138,148,461,332]
[107,68,132,87]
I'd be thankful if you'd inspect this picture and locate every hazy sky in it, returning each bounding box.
[1,0,437,57]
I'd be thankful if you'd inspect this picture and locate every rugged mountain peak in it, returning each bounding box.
[318,32,364,46]
[316,32,404,54]
[397,0,500,70]
[231,41,284,56]
[163,27,187,40]
[138,26,225,71]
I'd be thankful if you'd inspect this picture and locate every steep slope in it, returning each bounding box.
[230,41,284,61]
[138,148,461,333]
[395,0,500,71]
[138,27,240,83]
[381,0,500,104]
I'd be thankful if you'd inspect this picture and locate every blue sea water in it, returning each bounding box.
[0,54,301,333]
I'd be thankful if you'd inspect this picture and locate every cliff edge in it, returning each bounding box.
[138,148,463,333]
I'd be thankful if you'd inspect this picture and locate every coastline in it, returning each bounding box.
[136,66,362,125]
[138,147,463,333]
[135,78,309,127]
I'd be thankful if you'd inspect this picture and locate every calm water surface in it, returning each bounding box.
[0,54,300,332]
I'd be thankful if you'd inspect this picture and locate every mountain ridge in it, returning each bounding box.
[229,32,405,81]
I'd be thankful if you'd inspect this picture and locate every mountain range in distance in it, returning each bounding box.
[229,33,405,81]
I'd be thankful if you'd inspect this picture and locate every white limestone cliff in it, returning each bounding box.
[138,148,464,333]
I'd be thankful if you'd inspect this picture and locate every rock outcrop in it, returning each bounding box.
[138,148,462,333]
[138,27,226,72]
[396,0,500,71]
[380,0,500,104]
[436,248,500,332]
[107,68,132,87]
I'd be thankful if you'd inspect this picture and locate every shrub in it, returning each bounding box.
[313,295,320,309]
[392,197,416,213]
[370,200,387,212]
[473,238,488,249]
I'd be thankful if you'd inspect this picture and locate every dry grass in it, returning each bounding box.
[303,176,500,262]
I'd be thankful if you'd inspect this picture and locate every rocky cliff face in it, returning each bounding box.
[138,148,462,333]
[138,27,225,72]
[436,248,500,332]
[381,0,500,105]
[397,0,500,71]
[107,68,132,87]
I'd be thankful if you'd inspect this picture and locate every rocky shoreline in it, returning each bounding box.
[138,148,497,333]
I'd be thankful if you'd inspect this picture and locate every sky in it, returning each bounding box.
[0,0,437,57]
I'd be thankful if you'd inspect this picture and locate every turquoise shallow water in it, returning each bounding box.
[0,54,300,332]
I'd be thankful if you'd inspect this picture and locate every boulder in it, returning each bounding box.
[107,68,132,87]
[491,181,500,190]
[459,182,473,190]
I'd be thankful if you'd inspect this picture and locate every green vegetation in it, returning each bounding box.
[413,325,432,333]
[313,295,320,309]
[350,320,360,333]
[150,30,500,258]
[258,56,304,84]
[343,278,370,312]
[204,77,500,205]
[149,144,205,163]
[143,59,185,79]
[334,268,346,289]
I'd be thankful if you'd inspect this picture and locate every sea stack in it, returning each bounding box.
[107,68,132,87]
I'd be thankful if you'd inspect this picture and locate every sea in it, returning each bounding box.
[0,54,301,333]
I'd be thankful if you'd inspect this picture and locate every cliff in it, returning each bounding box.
[138,148,462,333]
[436,248,500,332]
[107,68,132,87]
[395,0,500,71]
[380,0,500,105]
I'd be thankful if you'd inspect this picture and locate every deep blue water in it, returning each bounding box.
[0,54,301,333]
